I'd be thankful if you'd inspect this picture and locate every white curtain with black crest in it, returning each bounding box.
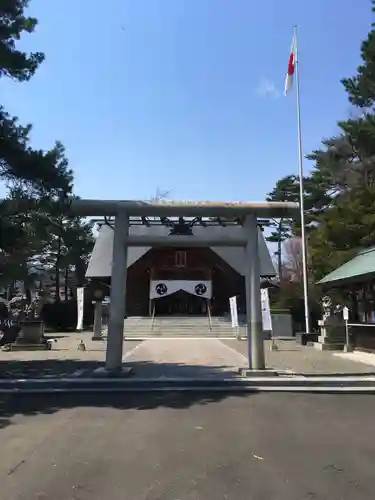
[149,280,212,300]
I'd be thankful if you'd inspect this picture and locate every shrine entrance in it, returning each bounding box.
[154,290,207,315]
[150,279,211,316]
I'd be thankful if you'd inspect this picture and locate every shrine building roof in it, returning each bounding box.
[86,219,276,278]
[318,246,375,286]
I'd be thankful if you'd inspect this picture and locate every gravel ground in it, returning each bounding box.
[223,338,375,374]
[0,332,141,378]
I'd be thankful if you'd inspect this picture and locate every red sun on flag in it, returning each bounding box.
[284,34,296,95]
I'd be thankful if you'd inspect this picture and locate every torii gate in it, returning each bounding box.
[69,199,299,372]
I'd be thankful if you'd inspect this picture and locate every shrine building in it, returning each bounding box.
[86,215,276,317]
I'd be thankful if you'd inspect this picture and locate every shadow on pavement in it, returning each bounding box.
[0,356,253,431]
[0,358,241,379]
[271,347,305,352]
[0,388,251,432]
[1,355,374,380]
[123,360,241,378]
[291,371,375,377]
[0,359,104,378]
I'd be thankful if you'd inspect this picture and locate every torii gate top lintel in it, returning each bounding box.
[69,199,299,219]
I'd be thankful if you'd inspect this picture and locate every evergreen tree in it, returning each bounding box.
[0,1,73,193]
[342,0,375,107]
[0,1,92,295]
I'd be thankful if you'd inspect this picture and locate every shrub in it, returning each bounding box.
[42,300,94,331]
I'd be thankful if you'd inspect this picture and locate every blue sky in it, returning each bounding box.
[0,0,371,202]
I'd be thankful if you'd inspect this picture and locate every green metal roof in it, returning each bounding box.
[318,246,375,285]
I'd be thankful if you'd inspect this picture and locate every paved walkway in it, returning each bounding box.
[333,350,375,367]
[123,338,247,378]
[124,338,375,377]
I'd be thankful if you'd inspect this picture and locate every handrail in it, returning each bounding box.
[207,300,212,331]
[347,323,375,327]
[151,302,156,331]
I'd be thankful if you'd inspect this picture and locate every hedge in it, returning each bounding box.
[41,300,94,331]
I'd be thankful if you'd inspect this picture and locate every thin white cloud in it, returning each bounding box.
[256,78,280,99]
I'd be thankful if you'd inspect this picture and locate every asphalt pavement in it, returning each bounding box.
[1,391,375,499]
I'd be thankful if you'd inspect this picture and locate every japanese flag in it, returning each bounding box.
[284,34,296,95]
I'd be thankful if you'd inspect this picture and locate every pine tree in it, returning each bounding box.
[342,0,375,107]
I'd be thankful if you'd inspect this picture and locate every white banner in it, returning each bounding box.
[150,280,212,300]
[229,296,239,328]
[261,288,273,331]
[76,287,84,331]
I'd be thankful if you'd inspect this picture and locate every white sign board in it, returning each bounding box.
[229,296,239,328]
[343,306,349,321]
[261,288,273,332]
[76,287,84,331]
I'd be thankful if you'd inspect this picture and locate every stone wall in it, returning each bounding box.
[236,311,293,337]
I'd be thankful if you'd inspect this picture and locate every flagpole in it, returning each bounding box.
[293,25,310,334]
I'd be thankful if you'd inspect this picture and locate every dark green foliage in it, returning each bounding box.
[270,279,321,332]
[42,300,94,331]
[341,0,375,107]
[0,0,44,81]
[0,0,72,210]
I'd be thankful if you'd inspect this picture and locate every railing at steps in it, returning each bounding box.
[207,302,212,331]
[151,303,156,331]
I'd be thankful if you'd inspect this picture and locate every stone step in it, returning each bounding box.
[125,317,234,324]
[126,321,240,325]
[125,324,244,329]
[122,316,244,337]
[309,341,345,351]
[125,325,239,330]
[124,328,244,333]
[8,343,50,351]
[125,328,245,331]
[123,333,241,338]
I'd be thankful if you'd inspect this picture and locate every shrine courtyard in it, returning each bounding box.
[0,334,373,380]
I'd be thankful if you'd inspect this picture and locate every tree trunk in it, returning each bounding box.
[277,219,283,279]
[64,266,69,300]
[55,236,61,302]
[25,286,31,305]
[74,257,86,288]
[277,236,282,279]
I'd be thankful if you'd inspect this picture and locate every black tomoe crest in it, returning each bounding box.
[156,283,168,295]
[195,283,207,296]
